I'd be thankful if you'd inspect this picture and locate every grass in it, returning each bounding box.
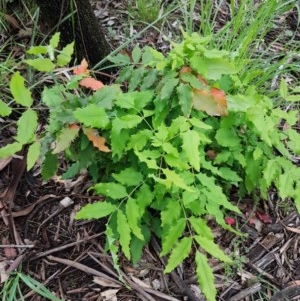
[0,0,299,300]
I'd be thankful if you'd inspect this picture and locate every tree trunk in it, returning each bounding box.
[36,0,112,81]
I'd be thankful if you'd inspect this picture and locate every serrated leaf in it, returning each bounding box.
[61,162,81,179]
[117,210,131,259]
[194,236,231,262]
[112,167,143,186]
[162,168,195,192]
[16,109,37,144]
[263,159,281,187]
[0,142,23,159]
[26,58,55,72]
[41,152,58,180]
[132,46,142,63]
[57,42,74,66]
[177,83,193,117]
[160,77,179,100]
[215,128,240,148]
[182,130,200,171]
[161,198,182,227]
[164,237,192,273]
[74,105,109,128]
[10,71,33,107]
[27,45,48,55]
[279,78,288,99]
[118,115,143,129]
[278,172,295,199]
[126,198,144,241]
[195,251,217,301]
[83,128,111,153]
[161,218,186,256]
[53,124,80,154]
[92,182,128,199]
[126,129,152,151]
[0,99,12,116]
[27,141,41,171]
[42,86,63,107]
[75,201,116,219]
[189,216,213,239]
[49,32,60,49]
[293,183,300,213]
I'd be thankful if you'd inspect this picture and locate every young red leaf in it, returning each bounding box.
[79,77,104,91]
[256,211,272,224]
[224,217,236,226]
[73,58,89,75]
[83,128,111,152]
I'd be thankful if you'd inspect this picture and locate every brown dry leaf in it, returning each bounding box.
[130,275,152,289]
[100,289,120,300]
[84,128,111,152]
[0,157,12,171]
[93,276,122,288]
[2,237,17,259]
[0,261,9,283]
[4,14,20,29]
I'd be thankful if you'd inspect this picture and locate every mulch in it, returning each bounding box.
[1,1,300,300]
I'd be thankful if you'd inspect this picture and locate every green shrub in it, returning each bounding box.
[1,32,299,301]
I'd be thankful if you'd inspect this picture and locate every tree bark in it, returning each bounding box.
[36,0,112,81]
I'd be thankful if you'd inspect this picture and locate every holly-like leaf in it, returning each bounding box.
[79,77,104,91]
[57,42,74,67]
[73,58,89,75]
[126,198,144,241]
[83,128,111,153]
[41,152,58,180]
[27,141,41,171]
[0,99,12,116]
[74,105,109,128]
[117,210,131,259]
[16,109,37,144]
[195,251,217,301]
[181,130,200,171]
[92,182,128,199]
[25,58,55,72]
[52,124,80,154]
[0,142,23,159]
[161,218,186,256]
[193,87,228,116]
[164,237,192,273]
[194,236,232,262]
[112,167,143,186]
[10,72,33,107]
[75,201,116,219]
[177,83,193,117]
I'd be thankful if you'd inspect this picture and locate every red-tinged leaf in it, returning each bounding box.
[197,74,209,86]
[83,128,111,152]
[73,58,89,75]
[224,217,236,226]
[256,211,272,224]
[79,77,104,91]
[179,66,192,75]
[192,87,228,116]
[2,237,17,259]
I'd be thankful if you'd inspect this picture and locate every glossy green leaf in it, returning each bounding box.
[117,210,131,259]
[195,252,217,301]
[41,152,58,180]
[112,167,143,186]
[92,182,128,199]
[16,109,38,144]
[195,236,231,262]
[164,237,192,273]
[182,130,200,171]
[126,198,144,241]
[0,99,12,116]
[161,218,186,256]
[27,141,41,171]
[0,142,23,159]
[74,105,109,128]
[25,58,55,72]
[10,72,33,107]
[75,201,116,219]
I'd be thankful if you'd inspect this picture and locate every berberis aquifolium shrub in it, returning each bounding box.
[1,32,299,301]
